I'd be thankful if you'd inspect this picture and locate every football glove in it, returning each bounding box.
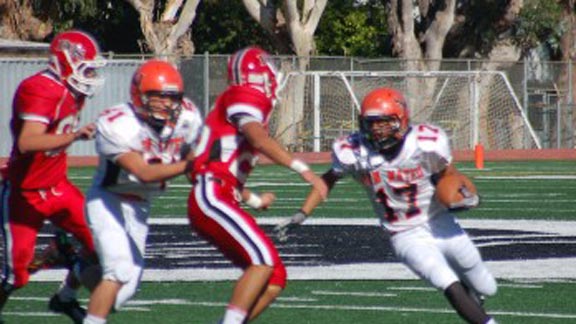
[274,210,308,242]
[448,187,480,212]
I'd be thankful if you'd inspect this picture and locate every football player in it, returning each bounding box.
[0,30,106,323]
[275,87,498,324]
[187,46,328,324]
[82,59,202,324]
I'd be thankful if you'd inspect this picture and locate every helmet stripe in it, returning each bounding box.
[232,48,248,85]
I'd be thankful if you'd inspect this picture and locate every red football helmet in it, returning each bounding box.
[359,87,410,150]
[49,30,106,96]
[130,59,184,129]
[227,46,280,99]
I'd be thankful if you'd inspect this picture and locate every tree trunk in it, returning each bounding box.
[0,0,52,40]
[127,0,199,59]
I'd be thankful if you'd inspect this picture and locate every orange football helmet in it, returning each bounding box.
[359,87,410,150]
[130,59,184,129]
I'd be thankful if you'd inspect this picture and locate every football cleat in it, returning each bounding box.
[48,294,86,324]
[28,230,78,273]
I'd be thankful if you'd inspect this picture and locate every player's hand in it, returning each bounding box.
[274,210,308,242]
[75,123,96,141]
[300,170,328,200]
[448,187,480,212]
[259,192,276,210]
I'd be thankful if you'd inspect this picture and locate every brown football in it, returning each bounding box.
[435,174,476,207]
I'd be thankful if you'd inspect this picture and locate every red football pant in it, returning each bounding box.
[0,178,95,289]
[187,174,286,288]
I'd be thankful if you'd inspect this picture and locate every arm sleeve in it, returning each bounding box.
[227,103,264,129]
[331,135,362,177]
[15,81,62,124]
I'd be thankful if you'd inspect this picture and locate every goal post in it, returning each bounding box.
[273,70,541,152]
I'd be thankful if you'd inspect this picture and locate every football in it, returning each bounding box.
[434,173,476,207]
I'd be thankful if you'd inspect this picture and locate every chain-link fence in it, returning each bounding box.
[0,55,574,157]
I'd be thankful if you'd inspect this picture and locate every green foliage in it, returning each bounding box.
[515,0,563,52]
[316,1,388,57]
[33,0,99,32]
[30,0,142,53]
[192,0,275,54]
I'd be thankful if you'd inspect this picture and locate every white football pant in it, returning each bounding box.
[86,186,150,309]
[390,213,497,297]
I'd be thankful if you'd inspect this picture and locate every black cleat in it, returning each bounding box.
[28,230,78,274]
[48,294,86,324]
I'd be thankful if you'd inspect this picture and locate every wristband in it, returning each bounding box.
[245,192,263,209]
[289,159,310,174]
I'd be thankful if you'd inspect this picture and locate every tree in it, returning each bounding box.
[241,0,327,147]
[192,0,275,54]
[0,0,105,41]
[316,1,388,57]
[125,0,201,58]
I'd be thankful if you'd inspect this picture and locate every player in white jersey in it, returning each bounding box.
[275,87,498,324]
[83,60,202,324]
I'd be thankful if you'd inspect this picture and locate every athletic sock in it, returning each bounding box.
[83,314,106,324]
[221,304,247,324]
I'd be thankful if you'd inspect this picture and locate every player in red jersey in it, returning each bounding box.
[0,30,106,323]
[187,46,328,324]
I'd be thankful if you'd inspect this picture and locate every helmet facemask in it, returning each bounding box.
[63,56,106,96]
[138,91,183,131]
[360,114,405,150]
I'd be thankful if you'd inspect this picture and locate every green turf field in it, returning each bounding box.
[4,279,576,323]
[2,160,575,323]
[69,160,576,220]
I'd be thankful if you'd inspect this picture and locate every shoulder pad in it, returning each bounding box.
[332,132,362,166]
[181,97,199,113]
[412,124,451,153]
[96,104,140,148]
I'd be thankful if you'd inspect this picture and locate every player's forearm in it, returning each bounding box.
[256,136,297,168]
[17,132,76,154]
[300,170,338,215]
[300,188,325,215]
[242,122,296,169]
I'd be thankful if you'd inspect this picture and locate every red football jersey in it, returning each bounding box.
[192,85,273,188]
[7,71,85,189]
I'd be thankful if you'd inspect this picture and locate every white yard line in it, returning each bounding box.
[30,258,576,282]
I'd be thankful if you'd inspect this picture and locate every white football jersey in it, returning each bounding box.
[91,99,202,199]
[331,123,452,233]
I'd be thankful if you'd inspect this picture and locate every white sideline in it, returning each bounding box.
[30,217,576,282]
[29,258,576,282]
